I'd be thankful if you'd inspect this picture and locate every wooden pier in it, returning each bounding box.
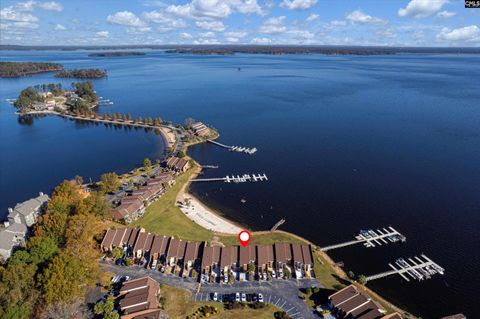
[191,173,268,183]
[365,254,445,282]
[271,218,286,231]
[207,139,257,154]
[320,227,406,251]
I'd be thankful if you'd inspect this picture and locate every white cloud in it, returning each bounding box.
[180,32,192,39]
[288,29,314,39]
[346,10,385,24]
[280,0,317,11]
[166,0,263,20]
[226,37,239,42]
[107,11,147,27]
[327,20,346,27]
[54,23,66,30]
[96,31,109,38]
[436,25,480,42]
[196,20,225,31]
[143,10,187,29]
[199,31,216,38]
[436,10,456,18]
[194,37,220,44]
[259,16,286,34]
[126,26,152,34]
[305,14,319,23]
[398,0,448,18]
[251,37,272,44]
[36,1,63,12]
[0,7,38,22]
[376,28,396,38]
[224,31,247,38]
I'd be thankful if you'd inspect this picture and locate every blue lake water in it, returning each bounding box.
[1,50,479,318]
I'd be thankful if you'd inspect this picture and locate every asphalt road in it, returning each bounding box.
[100,261,322,319]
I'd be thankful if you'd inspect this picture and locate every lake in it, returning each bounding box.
[1,50,479,318]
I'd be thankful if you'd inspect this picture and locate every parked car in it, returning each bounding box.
[224,274,229,283]
[258,293,264,303]
[235,292,240,302]
[120,275,130,282]
[212,292,218,301]
[241,293,247,302]
[160,265,165,273]
[262,272,267,280]
[271,270,276,278]
[279,268,284,278]
[151,259,158,269]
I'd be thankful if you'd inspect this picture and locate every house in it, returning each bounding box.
[201,245,221,278]
[220,246,238,274]
[301,244,314,273]
[184,241,200,270]
[0,223,28,260]
[149,235,169,267]
[164,157,190,173]
[191,122,211,137]
[274,243,293,271]
[166,238,187,267]
[101,228,117,252]
[329,285,387,319]
[111,228,132,250]
[239,245,256,273]
[150,173,174,187]
[111,199,145,223]
[257,245,275,272]
[119,276,161,317]
[133,231,154,260]
[292,243,304,276]
[6,192,49,227]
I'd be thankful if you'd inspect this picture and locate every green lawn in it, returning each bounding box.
[313,250,346,290]
[219,231,308,247]
[133,169,214,242]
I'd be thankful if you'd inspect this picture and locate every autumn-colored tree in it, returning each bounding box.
[83,191,109,217]
[99,172,120,194]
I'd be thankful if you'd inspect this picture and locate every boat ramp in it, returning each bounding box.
[321,227,406,251]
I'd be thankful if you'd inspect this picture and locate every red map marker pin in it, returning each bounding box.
[238,230,251,247]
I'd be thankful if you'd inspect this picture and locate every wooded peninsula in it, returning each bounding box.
[0,62,63,77]
[55,68,107,79]
[88,51,146,57]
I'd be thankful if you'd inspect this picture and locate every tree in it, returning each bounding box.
[347,270,355,279]
[83,191,109,217]
[74,175,83,186]
[100,172,120,194]
[177,150,186,158]
[27,236,59,266]
[143,158,151,169]
[111,247,124,260]
[184,117,195,127]
[357,274,367,285]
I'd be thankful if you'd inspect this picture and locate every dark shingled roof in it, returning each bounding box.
[274,243,292,264]
[329,285,359,307]
[101,228,116,250]
[257,245,274,266]
[184,242,200,262]
[112,228,128,247]
[292,243,303,263]
[127,228,140,247]
[336,294,370,314]
[220,246,231,268]
[133,232,148,253]
[166,238,179,259]
[201,245,213,269]
[144,233,154,252]
[349,300,383,319]
[301,244,313,265]
[212,246,221,265]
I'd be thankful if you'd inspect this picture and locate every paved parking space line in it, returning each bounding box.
[290,311,301,317]
[285,306,295,313]
[274,297,281,306]
[268,295,272,304]
[279,300,287,308]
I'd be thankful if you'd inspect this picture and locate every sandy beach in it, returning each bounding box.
[177,193,242,234]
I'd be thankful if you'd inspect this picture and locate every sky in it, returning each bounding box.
[1,0,479,46]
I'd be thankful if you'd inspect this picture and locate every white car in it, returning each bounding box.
[271,270,276,278]
[235,292,240,302]
[224,274,229,283]
[241,293,247,302]
[262,272,267,280]
[160,266,165,273]
[213,292,218,301]
[151,260,158,269]
[258,293,264,303]
[279,269,284,278]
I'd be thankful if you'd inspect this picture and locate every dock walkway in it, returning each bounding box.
[207,139,257,154]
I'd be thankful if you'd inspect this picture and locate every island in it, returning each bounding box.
[0,61,63,77]
[88,51,146,57]
[55,68,107,79]
[14,81,98,114]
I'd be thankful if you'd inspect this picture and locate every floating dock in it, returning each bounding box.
[207,139,257,154]
[320,227,406,251]
[191,173,268,183]
[365,254,445,282]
